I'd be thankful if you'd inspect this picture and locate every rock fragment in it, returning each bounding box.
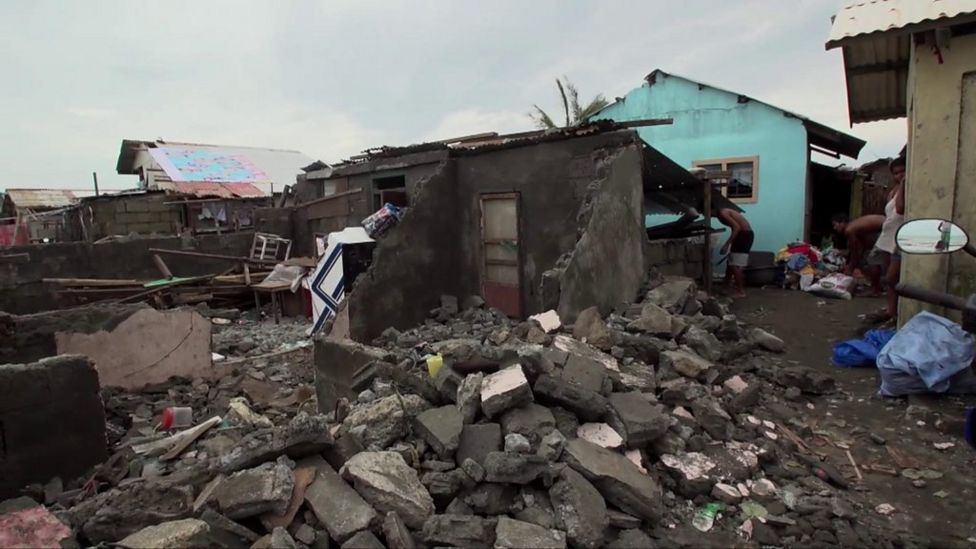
[302,456,377,543]
[422,514,495,547]
[213,459,295,520]
[549,468,608,549]
[607,392,668,447]
[481,364,533,418]
[340,452,435,529]
[483,451,550,484]
[660,350,712,381]
[413,405,463,458]
[533,374,608,422]
[456,373,485,424]
[457,423,503,466]
[572,307,613,350]
[117,519,210,549]
[562,439,663,522]
[495,516,567,549]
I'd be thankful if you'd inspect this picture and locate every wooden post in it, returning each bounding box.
[703,178,713,294]
[243,262,251,286]
[92,172,100,197]
[152,254,174,279]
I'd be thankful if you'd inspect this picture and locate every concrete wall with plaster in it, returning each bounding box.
[899,34,976,325]
[0,304,213,390]
[0,232,254,314]
[454,131,641,317]
[644,236,705,279]
[347,160,461,342]
[556,143,647,322]
[0,355,108,499]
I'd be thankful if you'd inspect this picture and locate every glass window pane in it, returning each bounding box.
[728,161,754,198]
[486,264,519,285]
[483,198,518,240]
[485,243,518,262]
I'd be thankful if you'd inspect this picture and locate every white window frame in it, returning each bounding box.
[692,156,760,204]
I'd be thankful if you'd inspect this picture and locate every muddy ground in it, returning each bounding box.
[733,288,976,544]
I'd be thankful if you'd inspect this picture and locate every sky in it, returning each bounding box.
[0,0,907,192]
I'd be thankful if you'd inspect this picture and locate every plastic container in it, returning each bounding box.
[692,502,723,532]
[161,407,193,430]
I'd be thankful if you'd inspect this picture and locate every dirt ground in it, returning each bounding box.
[732,288,976,545]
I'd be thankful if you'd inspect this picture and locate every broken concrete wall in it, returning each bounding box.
[0,232,254,314]
[0,304,213,390]
[0,355,107,499]
[85,193,184,239]
[455,131,640,317]
[347,160,462,342]
[645,236,704,279]
[555,143,647,323]
[313,336,390,412]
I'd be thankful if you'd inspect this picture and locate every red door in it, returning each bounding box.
[480,193,521,317]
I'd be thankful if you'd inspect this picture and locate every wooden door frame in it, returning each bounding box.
[479,192,523,318]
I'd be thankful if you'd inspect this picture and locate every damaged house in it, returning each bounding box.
[292,122,737,343]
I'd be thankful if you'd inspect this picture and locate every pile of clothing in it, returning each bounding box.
[775,242,844,291]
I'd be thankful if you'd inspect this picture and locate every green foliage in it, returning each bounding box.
[529,76,609,129]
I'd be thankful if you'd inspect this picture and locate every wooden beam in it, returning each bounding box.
[149,248,279,266]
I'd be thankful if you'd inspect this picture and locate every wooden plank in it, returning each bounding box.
[152,254,174,279]
[44,278,143,287]
[149,248,279,266]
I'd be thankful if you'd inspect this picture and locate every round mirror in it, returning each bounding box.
[896,218,969,255]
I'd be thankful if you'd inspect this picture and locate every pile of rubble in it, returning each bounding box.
[2,275,914,548]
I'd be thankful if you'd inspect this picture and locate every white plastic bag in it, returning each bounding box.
[805,273,856,300]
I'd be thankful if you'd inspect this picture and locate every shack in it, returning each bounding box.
[0,189,80,245]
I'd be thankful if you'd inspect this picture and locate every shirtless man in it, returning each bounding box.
[713,206,753,298]
[832,213,885,295]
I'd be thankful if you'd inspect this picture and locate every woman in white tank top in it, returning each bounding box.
[873,157,906,321]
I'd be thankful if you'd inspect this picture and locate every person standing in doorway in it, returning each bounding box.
[870,155,906,321]
[713,206,753,298]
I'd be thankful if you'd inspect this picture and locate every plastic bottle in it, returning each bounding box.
[692,502,723,532]
[161,407,193,429]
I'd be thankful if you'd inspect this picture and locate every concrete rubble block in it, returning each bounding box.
[495,516,567,549]
[562,354,609,393]
[562,439,663,523]
[383,511,417,549]
[463,295,486,310]
[750,327,786,353]
[699,292,727,318]
[606,509,641,530]
[572,306,613,351]
[199,509,260,547]
[607,392,669,448]
[723,375,749,394]
[711,482,743,505]
[414,405,463,458]
[315,337,392,412]
[483,451,551,484]
[514,486,557,529]
[645,277,696,313]
[340,452,435,529]
[457,423,503,466]
[549,467,609,549]
[117,518,211,549]
[660,452,717,498]
[530,310,562,333]
[577,423,624,449]
[341,529,385,549]
[681,326,724,362]
[551,406,581,439]
[552,335,619,372]
[434,364,464,403]
[533,374,608,423]
[341,394,432,449]
[301,455,378,543]
[607,528,656,549]
[658,378,708,406]
[626,302,673,337]
[704,441,761,482]
[213,458,295,520]
[461,458,486,483]
[270,527,298,549]
[537,429,568,462]
[0,355,108,499]
[505,433,532,453]
[456,372,485,424]
[463,483,518,515]
[660,350,713,381]
[690,397,733,441]
[717,314,742,341]
[500,403,557,446]
[219,412,335,473]
[422,470,466,501]
[480,364,533,419]
[422,514,496,548]
[440,295,460,317]
[615,332,664,366]
[65,480,195,543]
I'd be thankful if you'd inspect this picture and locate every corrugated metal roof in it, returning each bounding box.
[826,0,976,47]
[162,182,268,199]
[825,1,976,124]
[4,189,79,210]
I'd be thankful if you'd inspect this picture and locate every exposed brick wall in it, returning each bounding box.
[0,355,107,499]
[645,236,704,279]
[88,194,183,238]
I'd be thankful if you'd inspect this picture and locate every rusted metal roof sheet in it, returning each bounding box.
[4,188,79,210]
[826,0,976,47]
[825,1,976,124]
[163,182,268,198]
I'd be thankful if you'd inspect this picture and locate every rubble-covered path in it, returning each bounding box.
[734,288,976,545]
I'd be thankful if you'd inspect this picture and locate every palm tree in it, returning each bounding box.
[530,77,610,129]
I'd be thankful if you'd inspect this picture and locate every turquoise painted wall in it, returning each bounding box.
[596,72,809,254]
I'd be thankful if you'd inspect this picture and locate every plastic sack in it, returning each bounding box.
[832,329,896,367]
[876,311,976,397]
[362,203,403,239]
[806,273,856,300]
